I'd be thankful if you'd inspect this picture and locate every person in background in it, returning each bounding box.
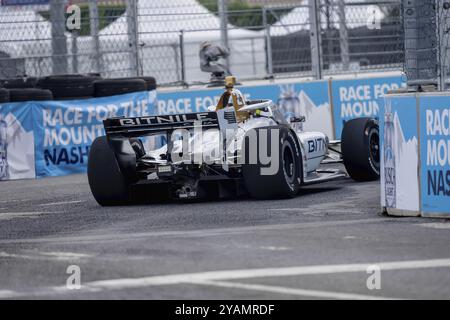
[199,41,231,82]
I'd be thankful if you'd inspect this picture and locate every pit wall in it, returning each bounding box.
[382,92,450,218]
[0,75,403,181]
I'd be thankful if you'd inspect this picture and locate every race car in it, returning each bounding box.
[87,77,380,206]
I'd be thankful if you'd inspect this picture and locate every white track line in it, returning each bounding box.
[190,280,398,300]
[83,258,450,290]
[0,218,388,244]
[1,257,449,299]
[0,199,30,204]
[269,208,366,215]
[0,212,60,220]
[39,200,84,207]
[416,223,450,230]
[0,251,93,261]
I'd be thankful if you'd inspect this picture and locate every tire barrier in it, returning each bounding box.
[1,74,405,183]
[93,79,147,98]
[8,88,53,102]
[37,74,100,100]
[0,90,157,180]
[0,88,9,103]
[122,76,157,91]
[0,75,157,102]
[0,77,39,89]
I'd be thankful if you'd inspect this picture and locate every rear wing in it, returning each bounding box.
[103,112,220,137]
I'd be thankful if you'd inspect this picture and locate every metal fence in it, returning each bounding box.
[402,0,450,90]
[0,0,404,86]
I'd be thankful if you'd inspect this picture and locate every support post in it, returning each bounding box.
[309,0,322,79]
[179,30,187,87]
[50,0,68,75]
[126,0,140,76]
[218,0,230,70]
[263,7,274,77]
[89,0,102,74]
[337,0,349,71]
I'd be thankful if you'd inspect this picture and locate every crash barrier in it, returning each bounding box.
[0,90,156,180]
[0,74,404,181]
[0,75,157,102]
[382,92,450,218]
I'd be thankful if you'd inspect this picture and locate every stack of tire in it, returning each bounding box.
[0,77,53,103]
[93,76,156,98]
[0,75,156,103]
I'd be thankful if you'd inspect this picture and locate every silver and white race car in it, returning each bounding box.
[88,77,380,206]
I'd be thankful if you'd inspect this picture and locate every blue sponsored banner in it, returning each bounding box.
[331,76,405,139]
[157,80,334,138]
[419,95,450,215]
[0,90,157,180]
[380,94,419,213]
[0,102,36,180]
[33,91,157,178]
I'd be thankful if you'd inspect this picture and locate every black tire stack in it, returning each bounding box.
[93,77,151,98]
[0,74,157,103]
[0,88,9,103]
[0,77,53,103]
[36,74,99,100]
[8,88,53,102]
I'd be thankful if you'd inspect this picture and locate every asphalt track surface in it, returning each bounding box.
[0,169,449,300]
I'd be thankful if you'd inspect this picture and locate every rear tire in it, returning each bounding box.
[342,118,380,181]
[242,126,301,199]
[88,136,130,206]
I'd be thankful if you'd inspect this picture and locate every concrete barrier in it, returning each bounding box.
[383,92,450,218]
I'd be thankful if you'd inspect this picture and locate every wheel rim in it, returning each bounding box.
[369,129,380,170]
[283,144,296,184]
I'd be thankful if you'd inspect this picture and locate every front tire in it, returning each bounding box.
[88,136,130,206]
[242,126,301,199]
[342,118,380,182]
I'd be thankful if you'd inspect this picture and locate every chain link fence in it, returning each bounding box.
[0,0,404,86]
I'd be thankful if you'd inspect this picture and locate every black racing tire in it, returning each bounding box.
[88,136,130,206]
[93,79,147,98]
[8,88,53,102]
[342,117,380,182]
[1,77,39,89]
[242,126,301,199]
[0,88,9,103]
[37,75,99,99]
